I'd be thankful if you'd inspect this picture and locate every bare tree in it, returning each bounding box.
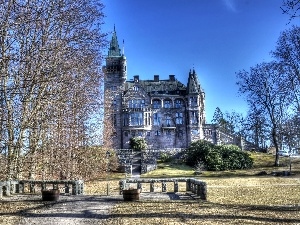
[236,62,292,166]
[0,0,107,180]
[281,0,300,21]
[272,26,300,112]
[242,109,268,149]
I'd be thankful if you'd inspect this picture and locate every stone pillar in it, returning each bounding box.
[10,181,16,194]
[0,184,3,199]
[41,183,46,191]
[174,180,178,193]
[196,184,201,196]
[72,182,77,195]
[16,182,24,193]
[65,183,69,194]
[30,182,35,193]
[150,182,154,192]
[186,180,191,191]
[80,182,84,194]
[200,182,207,200]
[53,183,58,190]
[119,180,126,195]
[4,182,11,196]
[137,182,142,191]
[162,181,166,192]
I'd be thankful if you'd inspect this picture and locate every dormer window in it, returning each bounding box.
[133,86,139,91]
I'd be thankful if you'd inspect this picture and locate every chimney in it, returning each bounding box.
[134,75,139,83]
[169,75,175,81]
[154,75,159,82]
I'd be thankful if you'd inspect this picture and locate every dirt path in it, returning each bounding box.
[17,195,122,225]
[4,192,190,225]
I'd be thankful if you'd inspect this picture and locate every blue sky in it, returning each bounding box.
[101,0,299,123]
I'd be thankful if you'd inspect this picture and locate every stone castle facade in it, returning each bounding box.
[103,27,245,150]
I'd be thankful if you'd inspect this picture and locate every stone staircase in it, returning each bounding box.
[131,151,141,176]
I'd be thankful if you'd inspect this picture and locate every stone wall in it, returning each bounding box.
[115,148,186,174]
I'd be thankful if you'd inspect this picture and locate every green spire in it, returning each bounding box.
[108,25,121,57]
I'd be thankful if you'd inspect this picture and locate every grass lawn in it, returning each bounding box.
[1,152,300,224]
[101,152,300,224]
[142,152,300,178]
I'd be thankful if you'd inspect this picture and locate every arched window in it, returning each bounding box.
[153,99,161,109]
[164,99,172,108]
[175,99,183,108]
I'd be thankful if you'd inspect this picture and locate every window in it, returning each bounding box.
[128,99,145,109]
[178,130,183,137]
[124,131,128,137]
[130,112,143,126]
[112,99,117,107]
[190,97,198,107]
[164,100,172,108]
[153,100,161,109]
[123,114,129,126]
[175,112,183,124]
[138,131,143,137]
[147,131,151,136]
[165,116,171,126]
[175,99,182,108]
[113,114,117,126]
[155,130,161,136]
[191,111,198,125]
[192,129,199,135]
[111,86,117,91]
[153,113,161,125]
[144,113,151,125]
[133,86,139,91]
[166,130,171,136]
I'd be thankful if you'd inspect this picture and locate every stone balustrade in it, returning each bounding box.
[0,180,84,198]
[119,178,207,200]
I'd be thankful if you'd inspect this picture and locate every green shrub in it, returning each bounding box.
[160,153,172,162]
[185,140,253,171]
[129,137,147,150]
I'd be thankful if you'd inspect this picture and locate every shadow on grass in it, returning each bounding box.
[108,200,300,223]
[1,194,299,224]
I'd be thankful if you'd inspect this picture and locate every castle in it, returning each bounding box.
[103,27,244,150]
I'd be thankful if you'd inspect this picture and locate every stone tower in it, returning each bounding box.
[186,69,206,143]
[103,26,127,148]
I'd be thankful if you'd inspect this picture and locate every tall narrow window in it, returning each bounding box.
[175,112,183,124]
[129,112,143,126]
[191,111,198,125]
[165,116,171,126]
[190,97,198,107]
[123,114,129,126]
[153,113,161,125]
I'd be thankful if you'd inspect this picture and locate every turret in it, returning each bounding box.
[187,69,201,94]
[104,26,127,82]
